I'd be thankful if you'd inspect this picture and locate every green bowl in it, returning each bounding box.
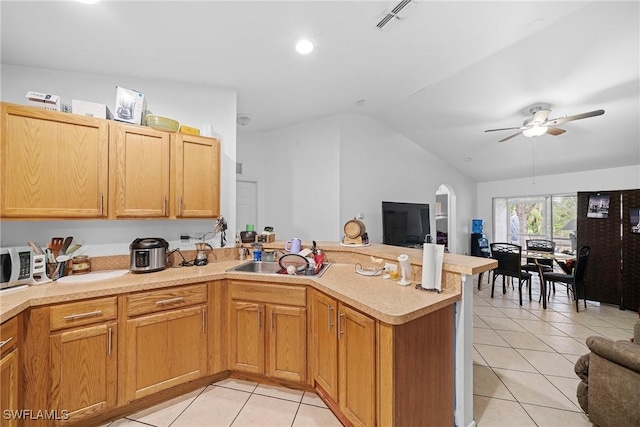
[145,114,179,132]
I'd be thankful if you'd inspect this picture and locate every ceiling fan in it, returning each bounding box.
[485,106,605,142]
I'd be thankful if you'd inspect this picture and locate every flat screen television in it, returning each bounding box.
[382,201,430,248]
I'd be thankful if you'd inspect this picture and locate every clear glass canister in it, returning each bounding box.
[71,255,91,275]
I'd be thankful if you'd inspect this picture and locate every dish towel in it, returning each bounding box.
[421,243,444,291]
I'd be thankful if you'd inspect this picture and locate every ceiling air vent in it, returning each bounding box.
[375,0,418,32]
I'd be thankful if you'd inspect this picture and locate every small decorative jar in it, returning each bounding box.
[71,255,91,275]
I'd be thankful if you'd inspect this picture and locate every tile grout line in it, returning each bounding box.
[165,386,209,427]
[475,290,589,419]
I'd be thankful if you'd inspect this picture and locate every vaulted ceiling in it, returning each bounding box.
[2,1,638,182]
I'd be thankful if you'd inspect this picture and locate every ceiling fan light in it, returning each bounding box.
[523,126,548,137]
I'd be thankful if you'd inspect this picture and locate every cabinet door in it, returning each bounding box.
[111,123,170,218]
[309,291,338,399]
[229,301,264,375]
[267,305,306,383]
[339,304,376,427]
[50,322,117,423]
[1,103,108,218]
[0,349,18,427]
[125,305,207,401]
[173,134,220,218]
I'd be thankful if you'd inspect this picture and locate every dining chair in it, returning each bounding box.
[540,245,590,312]
[522,239,555,272]
[489,242,532,306]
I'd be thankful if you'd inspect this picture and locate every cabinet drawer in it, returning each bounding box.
[0,316,18,355]
[229,281,306,306]
[50,297,117,331]
[127,283,208,317]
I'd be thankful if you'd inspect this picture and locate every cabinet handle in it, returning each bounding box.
[327,306,334,331]
[202,308,206,332]
[162,195,167,216]
[99,192,104,216]
[271,310,275,331]
[0,337,13,348]
[257,307,262,330]
[338,311,344,339]
[63,310,103,320]
[178,196,183,216]
[107,327,112,356]
[155,297,185,305]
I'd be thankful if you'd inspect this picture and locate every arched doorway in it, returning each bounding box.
[435,184,457,253]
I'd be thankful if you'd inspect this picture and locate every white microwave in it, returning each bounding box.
[1,246,33,290]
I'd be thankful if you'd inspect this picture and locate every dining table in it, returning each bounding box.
[522,250,576,309]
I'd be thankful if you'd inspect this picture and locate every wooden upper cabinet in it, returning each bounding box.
[172,134,220,218]
[0,103,109,218]
[110,123,170,218]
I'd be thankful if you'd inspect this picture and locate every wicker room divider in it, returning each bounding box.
[577,190,639,311]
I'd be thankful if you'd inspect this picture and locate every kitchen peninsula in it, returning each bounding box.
[0,242,495,427]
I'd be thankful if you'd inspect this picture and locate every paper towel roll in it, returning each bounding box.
[421,243,444,291]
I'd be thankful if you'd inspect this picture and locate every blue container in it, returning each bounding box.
[472,219,484,234]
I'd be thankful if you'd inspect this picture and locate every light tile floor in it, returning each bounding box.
[104,378,342,427]
[102,275,638,427]
[473,275,638,426]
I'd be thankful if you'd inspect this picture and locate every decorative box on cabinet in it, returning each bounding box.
[0,103,109,218]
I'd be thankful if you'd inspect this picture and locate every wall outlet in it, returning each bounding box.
[180,234,191,243]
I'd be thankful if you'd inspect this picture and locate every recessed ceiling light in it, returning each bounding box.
[77,0,100,4]
[295,39,315,55]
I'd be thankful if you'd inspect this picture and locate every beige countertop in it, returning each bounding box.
[0,243,496,325]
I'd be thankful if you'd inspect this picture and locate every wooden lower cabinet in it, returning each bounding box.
[228,281,307,383]
[339,304,376,427]
[310,290,376,427]
[267,304,306,382]
[309,290,338,400]
[50,322,117,423]
[0,349,19,427]
[229,301,307,382]
[125,304,208,401]
[229,301,264,374]
[1,315,19,427]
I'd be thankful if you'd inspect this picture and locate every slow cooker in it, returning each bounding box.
[129,238,169,273]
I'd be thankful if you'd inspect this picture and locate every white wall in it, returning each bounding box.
[339,115,476,253]
[477,165,640,239]
[235,130,267,236]
[0,65,237,255]
[261,117,341,241]
[237,114,477,253]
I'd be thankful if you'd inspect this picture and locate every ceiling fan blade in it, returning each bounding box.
[485,126,523,133]
[546,127,566,136]
[545,109,605,126]
[532,108,551,124]
[498,132,522,143]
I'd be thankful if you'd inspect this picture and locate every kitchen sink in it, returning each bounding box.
[227,261,331,277]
